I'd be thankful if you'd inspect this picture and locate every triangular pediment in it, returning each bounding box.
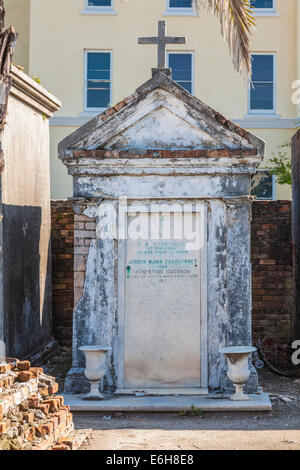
[104,105,218,150]
[59,71,264,159]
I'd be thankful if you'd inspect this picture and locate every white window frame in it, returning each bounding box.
[167,51,195,95]
[251,0,279,17]
[164,0,197,16]
[84,50,113,113]
[81,0,117,15]
[248,53,276,115]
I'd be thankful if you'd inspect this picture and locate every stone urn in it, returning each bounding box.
[79,346,111,399]
[220,346,257,401]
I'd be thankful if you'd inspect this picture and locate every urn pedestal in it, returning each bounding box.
[79,346,111,400]
[220,346,257,401]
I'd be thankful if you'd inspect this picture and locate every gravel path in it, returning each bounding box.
[72,370,300,450]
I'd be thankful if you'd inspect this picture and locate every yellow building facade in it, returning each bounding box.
[5,0,298,199]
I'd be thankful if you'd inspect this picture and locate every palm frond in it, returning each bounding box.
[194,0,255,75]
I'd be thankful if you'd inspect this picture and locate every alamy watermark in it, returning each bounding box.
[95,197,205,251]
[292,81,300,105]
[292,340,300,365]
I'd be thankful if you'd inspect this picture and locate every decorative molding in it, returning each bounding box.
[50,114,298,129]
[80,8,117,15]
[236,117,296,129]
[253,11,280,17]
[163,9,198,16]
[10,65,61,118]
[50,116,92,127]
[244,113,282,119]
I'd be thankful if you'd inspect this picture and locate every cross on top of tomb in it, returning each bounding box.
[138,20,186,73]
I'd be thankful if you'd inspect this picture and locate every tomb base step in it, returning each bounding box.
[63,392,271,412]
[115,388,209,396]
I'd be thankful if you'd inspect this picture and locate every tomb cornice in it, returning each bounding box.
[67,168,259,179]
[63,149,261,178]
[10,65,61,118]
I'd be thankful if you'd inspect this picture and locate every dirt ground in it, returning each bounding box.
[71,370,300,451]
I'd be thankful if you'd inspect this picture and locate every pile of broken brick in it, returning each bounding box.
[0,358,76,450]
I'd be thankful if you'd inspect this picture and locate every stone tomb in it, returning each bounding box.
[59,69,265,399]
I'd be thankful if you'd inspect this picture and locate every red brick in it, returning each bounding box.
[23,412,35,424]
[39,387,49,398]
[106,107,115,117]
[251,201,292,343]
[54,409,67,425]
[18,371,33,382]
[17,360,31,371]
[0,421,8,435]
[58,437,74,450]
[42,422,54,435]
[30,367,43,377]
[32,435,54,450]
[61,405,70,413]
[35,403,50,415]
[43,398,60,413]
[48,383,59,395]
[55,396,64,407]
[52,444,70,451]
[114,100,125,112]
[28,396,40,408]
[24,427,35,442]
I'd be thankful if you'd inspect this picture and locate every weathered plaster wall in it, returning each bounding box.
[51,199,294,353]
[2,97,50,357]
[0,67,61,358]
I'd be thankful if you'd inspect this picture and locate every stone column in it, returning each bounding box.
[221,197,258,393]
[65,200,118,394]
[207,199,228,391]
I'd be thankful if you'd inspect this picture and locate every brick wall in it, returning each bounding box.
[0,359,75,450]
[251,201,293,343]
[74,213,96,307]
[51,200,293,347]
[51,201,74,347]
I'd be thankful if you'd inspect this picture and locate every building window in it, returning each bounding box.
[84,51,112,111]
[250,0,274,9]
[251,170,276,200]
[168,53,193,94]
[249,54,275,113]
[82,0,117,14]
[164,0,197,15]
[169,0,193,7]
[87,0,112,7]
[250,0,278,16]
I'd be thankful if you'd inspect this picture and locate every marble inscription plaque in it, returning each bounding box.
[124,211,202,389]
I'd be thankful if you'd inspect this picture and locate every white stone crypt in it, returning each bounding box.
[59,65,271,408]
